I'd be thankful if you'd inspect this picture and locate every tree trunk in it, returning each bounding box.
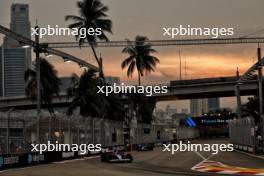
[68,116,71,145]
[48,116,51,141]
[91,45,104,79]
[138,70,141,86]
[59,116,62,143]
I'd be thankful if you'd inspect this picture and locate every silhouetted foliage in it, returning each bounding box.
[65,0,112,78]
[24,58,61,115]
[128,93,155,124]
[242,96,260,123]
[121,36,160,85]
[67,70,125,121]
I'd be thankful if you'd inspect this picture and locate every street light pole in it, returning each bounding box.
[6,108,14,154]
[35,25,41,143]
[6,111,10,154]
[235,68,242,118]
[179,49,182,80]
[257,47,264,147]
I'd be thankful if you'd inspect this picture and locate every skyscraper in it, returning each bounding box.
[2,48,29,96]
[4,4,31,47]
[208,98,220,112]
[105,76,121,86]
[190,99,208,117]
[1,4,31,97]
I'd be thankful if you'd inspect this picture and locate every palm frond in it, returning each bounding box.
[68,22,84,29]
[127,60,136,77]
[121,35,160,80]
[95,19,113,33]
[65,15,85,22]
[121,55,135,69]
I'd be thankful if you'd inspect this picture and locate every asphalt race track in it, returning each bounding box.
[1,139,264,176]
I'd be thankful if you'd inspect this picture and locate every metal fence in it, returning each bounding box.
[229,117,256,153]
[0,109,200,155]
[0,110,126,154]
[176,127,200,140]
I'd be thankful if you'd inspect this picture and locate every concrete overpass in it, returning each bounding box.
[152,76,258,101]
[0,94,72,110]
[0,76,258,109]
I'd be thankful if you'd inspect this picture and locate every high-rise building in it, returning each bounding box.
[105,76,121,86]
[165,105,177,116]
[1,48,28,96]
[190,99,208,117]
[1,4,31,97]
[208,98,220,111]
[4,4,31,45]
[181,108,188,114]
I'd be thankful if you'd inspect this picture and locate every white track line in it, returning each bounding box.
[191,151,216,171]
[194,151,206,160]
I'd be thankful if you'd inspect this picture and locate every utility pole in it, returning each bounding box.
[6,111,10,154]
[179,49,182,80]
[6,108,14,154]
[257,46,264,142]
[185,58,187,80]
[35,25,41,143]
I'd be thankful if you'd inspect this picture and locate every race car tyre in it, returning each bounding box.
[126,154,133,163]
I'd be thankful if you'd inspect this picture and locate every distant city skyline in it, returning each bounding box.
[190,99,208,117]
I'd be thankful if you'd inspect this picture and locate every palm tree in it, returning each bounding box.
[242,96,261,122]
[67,70,105,144]
[127,93,155,124]
[65,0,113,79]
[67,70,108,117]
[121,35,160,85]
[67,70,126,119]
[25,58,61,142]
[25,58,61,115]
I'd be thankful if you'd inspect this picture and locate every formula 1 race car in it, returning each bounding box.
[136,143,154,151]
[101,150,133,163]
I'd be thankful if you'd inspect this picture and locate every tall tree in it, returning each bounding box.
[25,58,61,115]
[67,70,107,117]
[65,0,113,79]
[128,93,155,124]
[242,96,261,123]
[121,36,160,85]
[67,70,125,120]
